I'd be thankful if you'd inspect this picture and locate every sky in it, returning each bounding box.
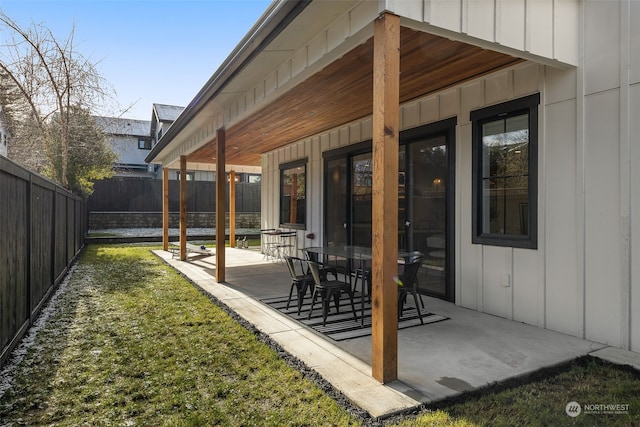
[0,0,273,121]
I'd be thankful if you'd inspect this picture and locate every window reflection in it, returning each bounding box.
[280,163,306,226]
[352,153,372,246]
[480,113,529,235]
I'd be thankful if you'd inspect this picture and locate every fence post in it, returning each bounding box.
[51,187,57,287]
[27,174,33,325]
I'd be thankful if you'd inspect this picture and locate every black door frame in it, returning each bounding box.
[400,118,456,302]
[322,117,456,302]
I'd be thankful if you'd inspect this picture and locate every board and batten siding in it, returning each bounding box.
[389,0,577,67]
[580,0,639,351]
[631,0,640,350]
[261,61,551,326]
[261,0,640,352]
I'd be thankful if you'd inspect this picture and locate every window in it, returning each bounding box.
[247,174,261,183]
[138,138,151,150]
[279,159,306,228]
[471,93,539,248]
[176,171,195,181]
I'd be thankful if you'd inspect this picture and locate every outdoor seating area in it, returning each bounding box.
[306,260,358,327]
[260,229,298,262]
[282,250,436,330]
[154,246,608,418]
[300,246,431,327]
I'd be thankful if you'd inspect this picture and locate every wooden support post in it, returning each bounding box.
[179,156,187,261]
[162,167,169,251]
[230,170,236,248]
[371,12,400,383]
[215,129,226,282]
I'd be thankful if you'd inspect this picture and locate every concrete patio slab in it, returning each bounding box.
[152,247,615,419]
[591,347,640,371]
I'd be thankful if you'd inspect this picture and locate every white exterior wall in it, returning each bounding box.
[262,62,549,326]
[169,170,214,181]
[579,0,639,350]
[111,135,150,166]
[456,65,546,328]
[0,129,7,158]
[0,111,8,158]
[258,0,640,351]
[543,67,579,337]
[631,0,640,353]
[390,0,578,67]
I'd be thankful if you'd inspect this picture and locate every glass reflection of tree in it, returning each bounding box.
[282,167,305,224]
[353,158,372,195]
[482,120,529,235]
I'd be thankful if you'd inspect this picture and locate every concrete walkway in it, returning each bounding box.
[153,247,638,419]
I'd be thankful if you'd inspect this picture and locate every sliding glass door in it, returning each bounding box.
[351,153,372,246]
[323,119,455,301]
[325,157,348,246]
[406,135,450,299]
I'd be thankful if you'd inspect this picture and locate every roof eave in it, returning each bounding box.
[145,0,312,165]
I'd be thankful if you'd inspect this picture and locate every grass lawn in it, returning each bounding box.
[0,245,359,426]
[396,357,640,426]
[1,244,639,426]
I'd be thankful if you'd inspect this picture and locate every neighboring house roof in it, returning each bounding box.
[150,103,185,144]
[94,116,151,137]
[153,103,184,123]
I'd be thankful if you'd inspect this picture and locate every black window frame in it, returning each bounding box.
[471,93,539,249]
[138,138,151,150]
[279,158,307,229]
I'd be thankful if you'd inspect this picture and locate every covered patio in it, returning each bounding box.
[152,246,608,418]
[145,1,533,384]
[146,0,640,391]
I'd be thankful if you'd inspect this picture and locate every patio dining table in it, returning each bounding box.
[304,245,413,325]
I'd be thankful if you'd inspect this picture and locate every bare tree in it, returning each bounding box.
[0,12,117,194]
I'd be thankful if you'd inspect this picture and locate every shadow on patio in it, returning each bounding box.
[154,247,607,418]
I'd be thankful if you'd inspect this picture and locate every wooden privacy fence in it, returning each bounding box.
[87,177,261,212]
[0,157,85,368]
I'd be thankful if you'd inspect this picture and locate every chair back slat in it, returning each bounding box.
[285,255,307,278]
[400,255,423,287]
[307,261,322,285]
[302,249,318,263]
[284,256,297,278]
[402,250,423,264]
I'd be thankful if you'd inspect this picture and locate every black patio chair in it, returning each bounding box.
[307,261,358,326]
[401,250,425,308]
[302,248,342,282]
[397,254,425,324]
[284,256,314,315]
[353,260,372,303]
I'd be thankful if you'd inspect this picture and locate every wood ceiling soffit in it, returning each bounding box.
[186,28,520,167]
